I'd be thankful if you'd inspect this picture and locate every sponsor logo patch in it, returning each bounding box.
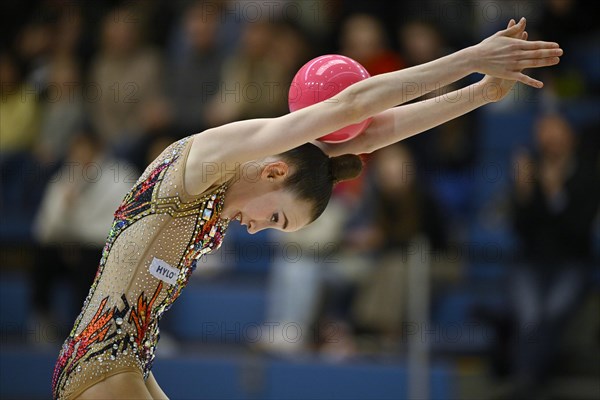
[149,257,179,285]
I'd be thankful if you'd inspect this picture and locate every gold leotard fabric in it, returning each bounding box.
[52,136,229,399]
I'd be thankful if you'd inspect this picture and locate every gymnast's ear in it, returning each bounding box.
[261,161,289,182]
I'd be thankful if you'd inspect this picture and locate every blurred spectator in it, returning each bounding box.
[397,19,476,233]
[15,14,56,92]
[35,56,85,166]
[339,13,405,77]
[398,19,447,70]
[396,17,466,100]
[336,13,405,203]
[0,49,40,154]
[1,48,39,197]
[507,113,600,397]
[165,0,226,135]
[33,126,137,248]
[396,19,454,111]
[273,145,447,358]
[346,144,446,344]
[88,5,166,158]
[206,20,289,126]
[270,21,312,82]
[52,5,84,59]
[8,5,85,174]
[0,49,42,236]
[31,126,137,339]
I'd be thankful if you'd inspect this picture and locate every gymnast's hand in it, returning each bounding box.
[480,18,537,102]
[472,17,562,88]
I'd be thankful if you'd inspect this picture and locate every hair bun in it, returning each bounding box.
[330,154,363,183]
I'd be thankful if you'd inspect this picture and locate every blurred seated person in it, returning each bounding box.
[347,144,446,254]
[508,113,600,397]
[31,126,137,337]
[88,5,166,160]
[325,144,446,350]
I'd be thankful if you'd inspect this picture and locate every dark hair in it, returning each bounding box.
[280,143,363,222]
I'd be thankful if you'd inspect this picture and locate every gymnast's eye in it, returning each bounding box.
[271,213,279,224]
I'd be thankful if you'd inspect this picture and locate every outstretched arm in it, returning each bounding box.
[317,79,495,156]
[193,43,477,166]
[185,18,560,194]
[318,19,549,156]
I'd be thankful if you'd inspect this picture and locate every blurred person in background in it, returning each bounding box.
[14,12,56,93]
[2,4,95,240]
[396,18,465,102]
[88,5,166,161]
[0,49,40,156]
[273,11,408,350]
[18,4,86,90]
[335,13,405,205]
[397,19,477,235]
[32,125,137,343]
[338,13,405,77]
[51,4,84,60]
[508,113,600,398]
[165,0,226,136]
[398,19,448,74]
[35,57,85,167]
[29,5,84,161]
[205,20,290,126]
[346,144,446,351]
[396,18,455,128]
[5,5,85,168]
[270,21,313,86]
[0,49,41,225]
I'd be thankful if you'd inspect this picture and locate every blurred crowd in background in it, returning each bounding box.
[1,0,599,399]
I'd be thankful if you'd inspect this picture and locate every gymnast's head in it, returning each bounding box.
[223,143,362,234]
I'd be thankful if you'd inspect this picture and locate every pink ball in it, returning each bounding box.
[288,54,372,143]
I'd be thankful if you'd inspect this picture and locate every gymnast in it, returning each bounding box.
[52,18,562,399]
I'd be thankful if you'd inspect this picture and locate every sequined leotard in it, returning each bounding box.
[52,136,230,399]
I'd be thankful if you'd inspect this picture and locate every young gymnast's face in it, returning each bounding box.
[222,161,314,234]
[233,190,313,234]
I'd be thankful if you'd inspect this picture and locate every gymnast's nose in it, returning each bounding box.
[246,220,267,235]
